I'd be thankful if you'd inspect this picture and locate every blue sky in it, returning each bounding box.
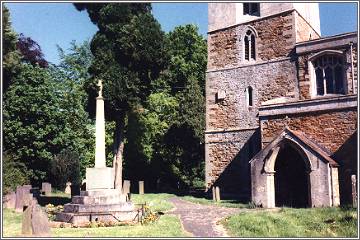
[5,2,358,64]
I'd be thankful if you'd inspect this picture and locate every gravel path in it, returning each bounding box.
[167,197,243,237]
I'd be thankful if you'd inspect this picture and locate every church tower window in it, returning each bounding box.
[312,54,345,96]
[243,3,260,16]
[244,29,256,61]
[246,86,254,107]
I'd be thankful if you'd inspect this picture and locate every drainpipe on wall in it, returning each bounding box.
[350,42,355,94]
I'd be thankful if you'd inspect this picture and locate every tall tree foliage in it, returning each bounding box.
[124,24,207,190]
[3,41,96,187]
[3,64,67,183]
[74,3,167,190]
[17,34,48,68]
[2,5,21,93]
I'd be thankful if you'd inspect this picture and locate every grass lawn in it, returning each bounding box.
[222,206,358,238]
[181,195,250,208]
[131,193,175,212]
[2,193,188,237]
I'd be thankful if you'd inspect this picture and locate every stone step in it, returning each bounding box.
[63,202,134,213]
[80,189,121,197]
[72,194,126,205]
[55,209,140,225]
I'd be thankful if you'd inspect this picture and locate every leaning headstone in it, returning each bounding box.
[139,181,144,195]
[31,203,51,236]
[65,182,72,194]
[21,201,51,237]
[22,204,32,235]
[15,186,31,212]
[41,182,51,196]
[123,180,131,195]
[351,175,357,207]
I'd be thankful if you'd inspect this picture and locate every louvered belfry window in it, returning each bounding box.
[243,3,260,16]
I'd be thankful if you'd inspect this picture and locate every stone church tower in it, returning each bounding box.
[205,3,357,207]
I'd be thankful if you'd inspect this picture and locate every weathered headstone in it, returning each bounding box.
[22,204,33,235]
[41,182,51,195]
[351,175,357,207]
[139,181,144,195]
[22,201,51,237]
[123,180,131,195]
[65,182,72,194]
[15,186,31,212]
[3,191,16,209]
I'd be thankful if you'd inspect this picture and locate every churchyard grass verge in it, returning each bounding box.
[222,206,358,237]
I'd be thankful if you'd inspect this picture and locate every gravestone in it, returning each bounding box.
[139,181,144,195]
[123,180,131,195]
[22,201,51,237]
[15,186,31,212]
[3,191,16,209]
[65,182,72,194]
[41,182,51,195]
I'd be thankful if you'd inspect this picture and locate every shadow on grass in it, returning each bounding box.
[36,195,71,206]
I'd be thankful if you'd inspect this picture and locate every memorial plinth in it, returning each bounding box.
[55,80,138,225]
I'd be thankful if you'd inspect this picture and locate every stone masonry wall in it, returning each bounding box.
[205,129,259,197]
[295,11,320,43]
[207,11,295,70]
[206,60,297,130]
[261,109,357,153]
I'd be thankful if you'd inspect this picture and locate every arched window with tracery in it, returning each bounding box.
[312,53,346,96]
[244,29,256,61]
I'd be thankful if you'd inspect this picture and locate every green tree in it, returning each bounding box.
[159,25,207,189]
[2,5,21,93]
[74,3,167,190]
[3,64,67,183]
[54,41,97,179]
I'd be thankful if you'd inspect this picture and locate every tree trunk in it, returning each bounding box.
[113,113,125,191]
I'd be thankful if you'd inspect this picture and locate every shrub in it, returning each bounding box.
[50,149,81,190]
[2,152,30,195]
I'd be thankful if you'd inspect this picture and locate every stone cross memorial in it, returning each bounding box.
[56,79,137,225]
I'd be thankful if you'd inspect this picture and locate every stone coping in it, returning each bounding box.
[259,94,357,117]
[296,32,357,54]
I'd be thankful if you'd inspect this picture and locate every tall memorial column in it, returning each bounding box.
[86,80,115,190]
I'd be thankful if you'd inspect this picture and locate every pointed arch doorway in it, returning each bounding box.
[274,141,310,208]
